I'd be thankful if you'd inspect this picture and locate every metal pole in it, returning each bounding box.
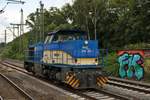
[94,0,97,40]
[17,25,19,37]
[20,8,24,52]
[39,2,42,42]
[21,9,24,34]
[40,1,44,42]
[12,25,15,40]
[42,3,44,42]
[4,30,7,44]
[36,8,39,43]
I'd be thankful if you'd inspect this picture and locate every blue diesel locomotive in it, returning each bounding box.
[24,29,108,89]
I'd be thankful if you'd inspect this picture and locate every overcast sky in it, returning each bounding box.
[0,0,72,43]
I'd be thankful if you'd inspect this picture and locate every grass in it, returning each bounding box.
[103,51,119,77]
[0,32,29,60]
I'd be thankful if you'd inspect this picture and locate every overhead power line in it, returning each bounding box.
[0,0,25,14]
[6,0,25,4]
[0,3,8,14]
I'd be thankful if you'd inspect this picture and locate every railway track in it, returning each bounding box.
[0,61,85,100]
[3,60,150,99]
[1,60,132,100]
[0,96,3,100]
[4,60,150,89]
[108,77,150,94]
[80,89,130,100]
[0,73,33,100]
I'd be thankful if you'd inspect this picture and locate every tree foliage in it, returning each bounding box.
[26,0,150,48]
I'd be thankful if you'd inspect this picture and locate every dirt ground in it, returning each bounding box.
[0,73,26,100]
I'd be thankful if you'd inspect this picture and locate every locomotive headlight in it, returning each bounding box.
[83,40,88,49]
[84,40,88,45]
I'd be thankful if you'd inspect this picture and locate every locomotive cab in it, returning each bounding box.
[43,30,99,66]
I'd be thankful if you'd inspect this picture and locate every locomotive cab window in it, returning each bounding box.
[55,32,87,41]
[52,35,68,42]
[44,30,88,44]
[44,35,54,44]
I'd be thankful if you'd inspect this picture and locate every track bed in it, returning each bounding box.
[0,73,32,100]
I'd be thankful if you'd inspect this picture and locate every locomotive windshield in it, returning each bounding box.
[44,30,87,43]
[44,35,54,44]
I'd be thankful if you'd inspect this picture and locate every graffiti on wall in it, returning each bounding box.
[117,50,144,80]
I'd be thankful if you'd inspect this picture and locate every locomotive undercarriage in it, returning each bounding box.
[24,61,108,89]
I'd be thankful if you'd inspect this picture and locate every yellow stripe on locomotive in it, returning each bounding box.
[43,50,98,65]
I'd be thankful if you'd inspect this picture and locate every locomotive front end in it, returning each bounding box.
[44,30,108,89]
[64,68,108,89]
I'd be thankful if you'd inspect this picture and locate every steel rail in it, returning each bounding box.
[0,96,3,100]
[108,81,150,94]
[0,73,33,100]
[80,89,131,100]
[108,77,150,94]
[94,89,131,100]
[109,77,150,88]
[0,61,29,74]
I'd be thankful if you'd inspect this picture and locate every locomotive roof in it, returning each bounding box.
[48,29,86,35]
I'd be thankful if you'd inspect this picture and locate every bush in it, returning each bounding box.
[103,51,119,77]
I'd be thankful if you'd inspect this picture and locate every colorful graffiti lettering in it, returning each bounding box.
[118,51,144,80]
